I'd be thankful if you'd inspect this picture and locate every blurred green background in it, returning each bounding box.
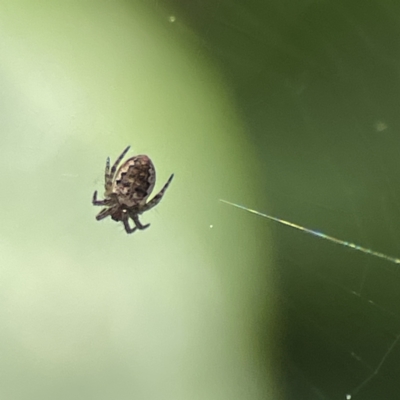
[169,1,400,399]
[0,1,275,400]
[1,0,400,399]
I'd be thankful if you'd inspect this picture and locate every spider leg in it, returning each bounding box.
[122,216,137,234]
[95,207,116,221]
[141,173,174,212]
[105,156,110,176]
[105,146,130,192]
[92,190,109,206]
[131,213,150,230]
[110,145,130,179]
[105,156,111,191]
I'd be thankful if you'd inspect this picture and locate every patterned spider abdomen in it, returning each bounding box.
[93,146,173,233]
[113,155,156,207]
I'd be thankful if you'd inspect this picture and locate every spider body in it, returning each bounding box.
[92,146,174,234]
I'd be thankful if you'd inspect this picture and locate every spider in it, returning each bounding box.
[92,145,174,234]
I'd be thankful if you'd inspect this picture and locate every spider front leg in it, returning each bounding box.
[92,190,108,206]
[141,173,174,212]
[105,146,131,192]
[105,156,111,192]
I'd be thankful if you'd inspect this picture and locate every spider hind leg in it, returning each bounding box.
[131,213,150,230]
[122,217,137,234]
[142,173,174,212]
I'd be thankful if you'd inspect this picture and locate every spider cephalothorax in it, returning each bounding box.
[92,146,174,234]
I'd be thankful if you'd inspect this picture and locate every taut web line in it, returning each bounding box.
[219,199,400,265]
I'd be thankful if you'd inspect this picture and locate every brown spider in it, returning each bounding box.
[92,146,174,234]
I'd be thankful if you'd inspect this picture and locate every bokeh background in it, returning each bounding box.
[1,0,400,399]
[0,1,275,400]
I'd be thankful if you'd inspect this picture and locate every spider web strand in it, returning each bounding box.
[219,199,400,265]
